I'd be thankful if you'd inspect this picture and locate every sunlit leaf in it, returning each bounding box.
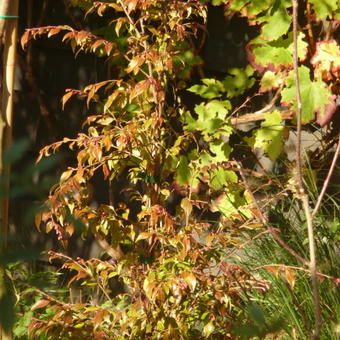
[285,268,296,289]
[309,0,337,19]
[248,111,284,160]
[203,321,215,337]
[31,299,50,311]
[281,66,335,124]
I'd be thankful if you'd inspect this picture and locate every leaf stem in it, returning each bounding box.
[292,1,321,338]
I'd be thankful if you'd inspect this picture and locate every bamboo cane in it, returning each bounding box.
[0,1,11,43]
[0,1,19,339]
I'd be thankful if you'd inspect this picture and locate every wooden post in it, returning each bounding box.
[0,1,19,339]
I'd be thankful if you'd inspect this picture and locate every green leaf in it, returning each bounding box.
[222,66,255,98]
[184,101,232,139]
[212,191,250,219]
[309,0,338,19]
[311,40,340,80]
[250,111,284,160]
[260,71,284,92]
[281,66,334,124]
[14,312,33,337]
[205,100,231,119]
[209,140,232,163]
[210,168,238,190]
[198,141,231,168]
[250,33,308,72]
[212,0,226,5]
[176,156,191,186]
[229,0,271,14]
[187,79,224,99]
[259,1,291,41]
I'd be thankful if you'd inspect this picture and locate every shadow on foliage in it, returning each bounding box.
[0,139,60,335]
[233,303,285,339]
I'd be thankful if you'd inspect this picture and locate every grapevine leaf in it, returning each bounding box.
[229,0,272,15]
[281,66,335,124]
[184,101,232,139]
[212,190,251,219]
[316,96,337,127]
[260,71,284,92]
[210,168,238,190]
[199,141,231,167]
[205,100,231,119]
[311,40,340,81]
[209,140,232,163]
[212,193,238,217]
[222,66,256,98]
[211,0,226,5]
[258,1,291,41]
[187,79,224,99]
[249,33,308,72]
[176,156,191,186]
[248,111,284,160]
[309,0,338,20]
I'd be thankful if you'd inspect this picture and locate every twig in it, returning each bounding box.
[235,162,309,267]
[325,21,333,41]
[31,286,65,306]
[292,1,321,338]
[255,264,339,282]
[225,230,270,259]
[229,95,255,117]
[312,134,340,217]
[230,86,288,125]
[306,1,315,53]
[230,109,293,126]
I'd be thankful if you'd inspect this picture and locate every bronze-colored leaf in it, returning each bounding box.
[31,299,50,311]
[285,268,296,289]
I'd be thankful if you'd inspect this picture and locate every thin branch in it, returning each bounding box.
[292,9,303,187]
[117,0,141,38]
[225,230,271,260]
[256,264,339,282]
[325,21,333,41]
[230,86,292,126]
[292,0,321,338]
[235,162,309,267]
[312,134,340,217]
[306,1,315,53]
[230,109,293,126]
[229,94,256,118]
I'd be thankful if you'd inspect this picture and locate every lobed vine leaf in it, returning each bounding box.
[248,33,308,73]
[309,0,338,20]
[281,66,336,125]
[247,111,285,160]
